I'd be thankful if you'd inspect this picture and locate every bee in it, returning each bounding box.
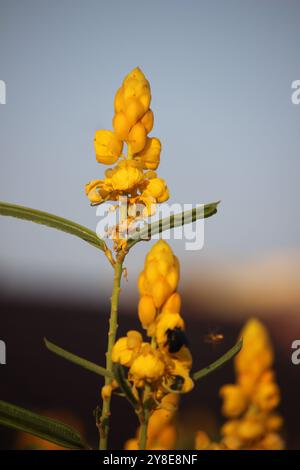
[165,327,189,353]
[204,331,224,345]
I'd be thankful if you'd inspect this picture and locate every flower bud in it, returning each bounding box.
[130,351,165,382]
[94,130,123,165]
[125,97,146,127]
[152,276,173,308]
[161,293,181,314]
[114,87,125,113]
[138,295,156,327]
[135,137,161,170]
[113,112,131,140]
[140,109,154,133]
[220,385,248,418]
[127,122,147,154]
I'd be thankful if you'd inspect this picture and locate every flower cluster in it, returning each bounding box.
[85,68,169,251]
[124,394,178,450]
[195,319,284,450]
[111,241,193,421]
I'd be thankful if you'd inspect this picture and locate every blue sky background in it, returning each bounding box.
[0,0,299,298]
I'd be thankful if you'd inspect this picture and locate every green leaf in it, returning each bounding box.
[193,339,243,382]
[0,400,86,449]
[127,201,220,249]
[0,201,105,251]
[44,338,113,379]
[112,363,139,409]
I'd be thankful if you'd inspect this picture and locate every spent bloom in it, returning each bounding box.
[85,68,169,251]
[195,318,284,450]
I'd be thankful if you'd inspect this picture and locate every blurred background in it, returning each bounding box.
[0,0,299,449]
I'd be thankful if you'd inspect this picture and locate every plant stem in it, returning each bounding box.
[138,412,149,450]
[99,256,124,450]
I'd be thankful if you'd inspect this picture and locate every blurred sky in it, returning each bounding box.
[0,0,299,298]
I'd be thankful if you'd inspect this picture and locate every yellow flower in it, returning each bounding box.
[144,178,169,203]
[135,137,161,170]
[112,330,143,367]
[219,384,248,418]
[110,161,144,192]
[129,345,165,383]
[94,130,123,165]
[85,179,113,204]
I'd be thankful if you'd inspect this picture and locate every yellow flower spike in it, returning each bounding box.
[235,318,273,380]
[94,130,123,165]
[205,318,285,451]
[219,384,248,418]
[135,137,161,170]
[113,112,131,140]
[138,295,157,328]
[127,122,147,154]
